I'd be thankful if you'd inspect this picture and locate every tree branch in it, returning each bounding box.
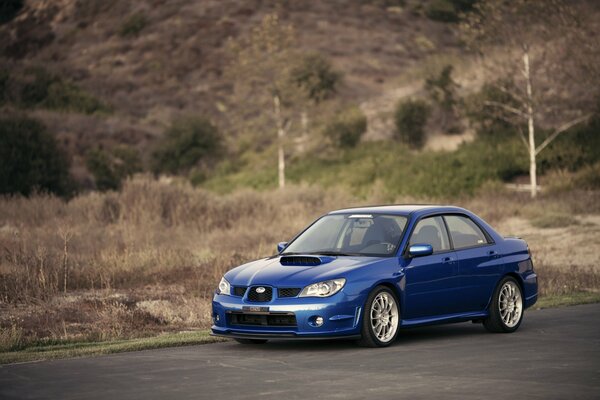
[516,125,530,152]
[535,113,594,155]
[496,84,528,105]
[483,100,529,119]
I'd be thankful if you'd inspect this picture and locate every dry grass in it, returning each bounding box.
[1,176,599,350]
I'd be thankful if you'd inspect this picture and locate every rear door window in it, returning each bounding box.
[444,215,488,250]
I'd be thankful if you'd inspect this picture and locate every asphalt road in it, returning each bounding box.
[1,303,599,400]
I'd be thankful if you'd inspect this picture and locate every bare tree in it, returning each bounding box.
[461,0,599,197]
[226,14,301,189]
[226,15,340,188]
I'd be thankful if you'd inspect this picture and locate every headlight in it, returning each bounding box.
[299,278,346,298]
[217,277,231,295]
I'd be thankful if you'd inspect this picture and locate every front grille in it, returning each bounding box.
[233,286,247,297]
[227,312,297,327]
[247,286,273,302]
[278,287,301,298]
[280,256,322,266]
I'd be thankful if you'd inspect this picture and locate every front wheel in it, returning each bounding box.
[357,286,400,347]
[484,276,524,333]
[234,338,268,345]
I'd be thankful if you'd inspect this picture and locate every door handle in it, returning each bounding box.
[488,250,499,258]
[442,256,454,264]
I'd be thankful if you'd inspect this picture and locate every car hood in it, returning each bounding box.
[224,255,386,287]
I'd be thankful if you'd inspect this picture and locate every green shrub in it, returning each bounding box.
[0,116,71,196]
[86,146,143,191]
[394,99,431,149]
[324,107,367,148]
[151,116,224,175]
[537,117,600,174]
[119,12,147,38]
[290,53,341,103]
[425,65,457,112]
[20,67,111,114]
[425,0,477,22]
[464,81,520,137]
[44,81,111,114]
[20,67,57,107]
[0,0,23,25]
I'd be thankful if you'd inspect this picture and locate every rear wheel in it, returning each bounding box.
[234,338,268,345]
[357,286,400,347]
[484,276,524,333]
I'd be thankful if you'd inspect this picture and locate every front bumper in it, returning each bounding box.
[211,291,364,339]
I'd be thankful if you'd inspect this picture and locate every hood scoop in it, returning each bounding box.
[279,255,334,266]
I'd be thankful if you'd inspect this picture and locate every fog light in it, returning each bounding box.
[215,314,220,322]
[314,316,324,327]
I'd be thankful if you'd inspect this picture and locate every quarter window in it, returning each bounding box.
[444,215,488,249]
[409,216,450,253]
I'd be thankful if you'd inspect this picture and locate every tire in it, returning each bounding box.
[234,338,268,345]
[484,276,524,333]
[357,285,400,347]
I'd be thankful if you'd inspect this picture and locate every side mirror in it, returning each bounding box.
[277,242,288,253]
[408,244,433,257]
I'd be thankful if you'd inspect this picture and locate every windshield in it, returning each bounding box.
[282,214,408,257]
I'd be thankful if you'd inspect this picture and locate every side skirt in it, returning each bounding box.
[400,311,489,328]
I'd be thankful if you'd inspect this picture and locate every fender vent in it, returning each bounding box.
[280,256,322,266]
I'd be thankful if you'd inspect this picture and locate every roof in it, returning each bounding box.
[328,204,467,216]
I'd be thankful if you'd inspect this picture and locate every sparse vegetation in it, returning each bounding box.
[119,12,148,37]
[0,331,222,365]
[394,99,431,149]
[530,213,579,229]
[15,67,111,114]
[323,106,367,148]
[0,116,71,196]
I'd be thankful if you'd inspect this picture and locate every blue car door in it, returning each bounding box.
[444,214,504,312]
[403,216,461,319]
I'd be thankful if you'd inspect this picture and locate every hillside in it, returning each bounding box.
[0,0,464,181]
[1,0,599,196]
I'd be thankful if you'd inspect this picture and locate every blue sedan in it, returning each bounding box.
[211,205,538,347]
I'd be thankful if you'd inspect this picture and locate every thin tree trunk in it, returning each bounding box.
[62,234,69,293]
[274,95,285,188]
[523,48,537,198]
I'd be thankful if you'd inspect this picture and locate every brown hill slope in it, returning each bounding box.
[1,0,460,181]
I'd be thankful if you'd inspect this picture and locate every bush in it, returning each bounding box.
[464,81,520,137]
[394,99,431,149]
[0,67,9,104]
[425,65,458,112]
[20,67,111,114]
[324,107,367,149]
[151,116,224,175]
[425,0,477,22]
[44,81,111,114]
[86,145,143,191]
[290,53,341,103]
[0,116,71,196]
[0,0,23,25]
[119,12,147,38]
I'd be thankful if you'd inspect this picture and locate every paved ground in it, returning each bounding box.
[1,303,599,400]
